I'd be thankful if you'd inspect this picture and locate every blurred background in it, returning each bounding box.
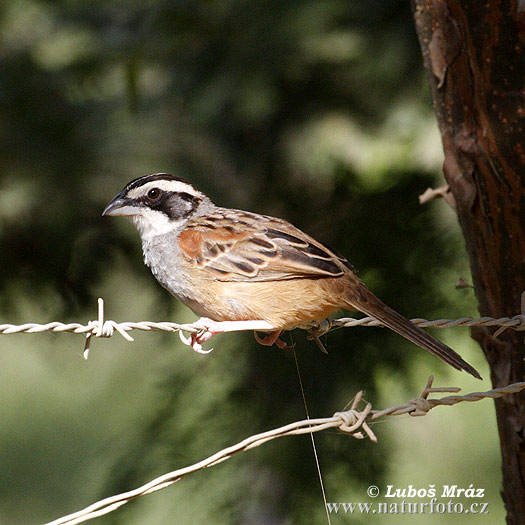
[0,1,500,523]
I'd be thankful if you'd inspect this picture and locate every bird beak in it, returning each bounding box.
[102,193,140,217]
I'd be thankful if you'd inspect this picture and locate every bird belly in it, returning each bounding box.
[205,278,344,329]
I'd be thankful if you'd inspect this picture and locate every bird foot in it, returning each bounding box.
[254,330,294,349]
[179,318,277,354]
[179,322,216,354]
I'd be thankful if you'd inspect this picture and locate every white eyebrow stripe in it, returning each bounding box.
[127,179,199,198]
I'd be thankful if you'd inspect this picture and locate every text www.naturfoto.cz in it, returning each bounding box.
[327,500,489,515]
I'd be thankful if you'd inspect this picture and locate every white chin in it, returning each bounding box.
[132,210,181,240]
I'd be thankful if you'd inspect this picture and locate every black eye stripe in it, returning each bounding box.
[138,190,200,205]
[137,190,202,219]
[137,191,166,207]
[178,192,201,204]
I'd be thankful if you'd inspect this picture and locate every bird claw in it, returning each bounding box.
[307,330,329,354]
[179,327,214,354]
[254,331,294,349]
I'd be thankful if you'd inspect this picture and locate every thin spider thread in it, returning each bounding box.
[44,376,525,525]
[292,344,332,525]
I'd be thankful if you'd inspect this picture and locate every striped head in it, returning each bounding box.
[103,173,212,239]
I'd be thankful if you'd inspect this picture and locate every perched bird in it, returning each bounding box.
[103,173,481,379]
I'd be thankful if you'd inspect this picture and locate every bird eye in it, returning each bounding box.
[147,188,161,200]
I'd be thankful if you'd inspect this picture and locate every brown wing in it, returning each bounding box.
[178,209,348,282]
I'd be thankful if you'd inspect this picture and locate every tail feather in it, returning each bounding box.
[348,288,481,379]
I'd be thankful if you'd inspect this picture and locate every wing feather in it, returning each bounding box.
[178,209,348,282]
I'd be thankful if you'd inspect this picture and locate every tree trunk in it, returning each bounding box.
[412,1,525,522]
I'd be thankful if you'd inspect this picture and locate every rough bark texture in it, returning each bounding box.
[412,1,525,522]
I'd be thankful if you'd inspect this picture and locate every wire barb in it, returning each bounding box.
[44,376,525,525]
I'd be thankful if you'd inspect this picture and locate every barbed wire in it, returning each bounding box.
[1,298,524,358]
[44,375,525,525]
[3,298,524,523]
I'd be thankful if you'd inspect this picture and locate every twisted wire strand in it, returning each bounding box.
[1,298,524,358]
[44,376,525,525]
[4,298,524,523]
[307,314,525,335]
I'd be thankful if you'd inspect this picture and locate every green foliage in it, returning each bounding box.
[0,1,500,524]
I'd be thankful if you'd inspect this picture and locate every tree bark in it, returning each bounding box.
[412,1,525,522]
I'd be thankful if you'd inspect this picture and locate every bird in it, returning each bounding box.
[102,173,481,379]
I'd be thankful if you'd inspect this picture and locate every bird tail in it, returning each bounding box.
[347,285,481,379]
